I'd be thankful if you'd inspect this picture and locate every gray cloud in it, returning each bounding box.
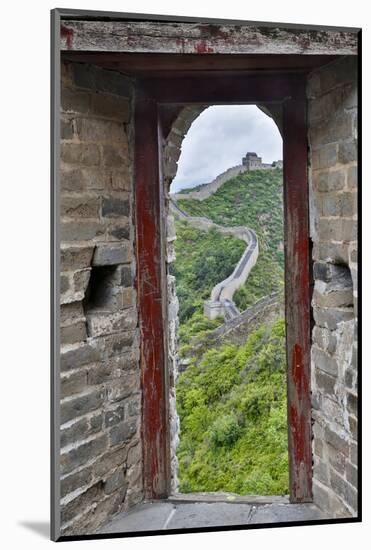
[170,105,282,193]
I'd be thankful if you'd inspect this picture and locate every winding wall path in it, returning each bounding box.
[169,198,259,320]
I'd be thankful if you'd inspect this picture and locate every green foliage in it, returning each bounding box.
[177,169,284,310]
[172,169,288,495]
[170,221,245,351]
[176,319,289,495]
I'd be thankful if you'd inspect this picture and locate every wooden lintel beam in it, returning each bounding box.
[139,74,305,104]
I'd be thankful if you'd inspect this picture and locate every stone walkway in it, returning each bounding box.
[97,497,326,534]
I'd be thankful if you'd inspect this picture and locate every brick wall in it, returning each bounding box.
[308,56,358,516]
[59,62,143,535]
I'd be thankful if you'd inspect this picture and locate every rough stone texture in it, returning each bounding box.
[60,20,358,55]
[60,61,143,536]
[308,56,358,518]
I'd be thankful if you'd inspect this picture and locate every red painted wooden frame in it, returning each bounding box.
[135,72,312,503]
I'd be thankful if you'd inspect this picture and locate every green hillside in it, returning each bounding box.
[170,222,246,356]
[176,319,288,495]
[177,168,284,310]
[172,168,288,495]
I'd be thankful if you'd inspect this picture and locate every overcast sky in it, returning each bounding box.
[170,105,282,193]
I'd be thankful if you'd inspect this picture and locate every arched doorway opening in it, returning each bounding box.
[163,105,287,497]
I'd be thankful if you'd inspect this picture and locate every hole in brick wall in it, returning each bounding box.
[83,265,118,311]
[313,261,354,311]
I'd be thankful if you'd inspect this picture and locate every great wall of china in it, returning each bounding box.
[169,152,283,331]
[169,198,259,321]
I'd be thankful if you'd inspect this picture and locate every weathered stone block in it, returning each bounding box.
[61,320,87,346]
[61,434,108,475]
[321,192,357,217]
[109,419,137,447]
[61,341,100,372]
[311,112,353,145]
[110,169,132,191]
[314,456,329,485]
[61,467,93,499]
[350,442,357,465]
[347,166,357,189]
[339,140,357,164]
[329,469,357,511]
[316,170,345,192]
[101,144,129,167]
[71,63,133,98]
[61,481,104,525]
[104,468,127,495]
[313,242,350,264]
[119,287,135,309]
[127,394,141,418]
[319,57,357,93]
[314,437,324,459]
[61,194,100,219]
[313,306,354,330]
[317,218,357,243]
[328,444,347,474]
[324,425,349,456]
[102,197,130,218]
[313,283,353,309]
[61,369,87,399]
[60,301,85,325]
[106,373,140,403]
[61,86,91,114]
[312,346,338,376]
[73,269,91,294]
[119,265,133,287]
[103,331,138,359]
[60,269,91,305]
[93,243,132,266]
[61,142,100,166]
[61,389,105,424]
[104,403,125,428]
[61,118,74,140]
[313,144,338,170]
[60,274,70,295]
[348,415,357,440]
[60,245,95,271]
[344,367,356,390]
[60,168,85,192]
[127,441,142,468]
[107,225,130,241]
[87,352,138,385]
[86,309,137,338]
[312,326,337,354]
[346,391,357,416]
[75,118,126,143]
[91,92,130,122]
[92,446,129,480]
[61,487,126,536]
[314,368,336,395]
[346,462,357,489]
[60,413,103,449]
[61,220,104,242]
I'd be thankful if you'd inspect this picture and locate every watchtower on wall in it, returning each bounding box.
[242,151,262,169]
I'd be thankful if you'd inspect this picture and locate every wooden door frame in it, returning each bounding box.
[135,72,312,503]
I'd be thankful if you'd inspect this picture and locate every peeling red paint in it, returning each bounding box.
[292,343,309,397]
[194,40,214,54]
[61,25,73,49]
[289,405,307,464]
